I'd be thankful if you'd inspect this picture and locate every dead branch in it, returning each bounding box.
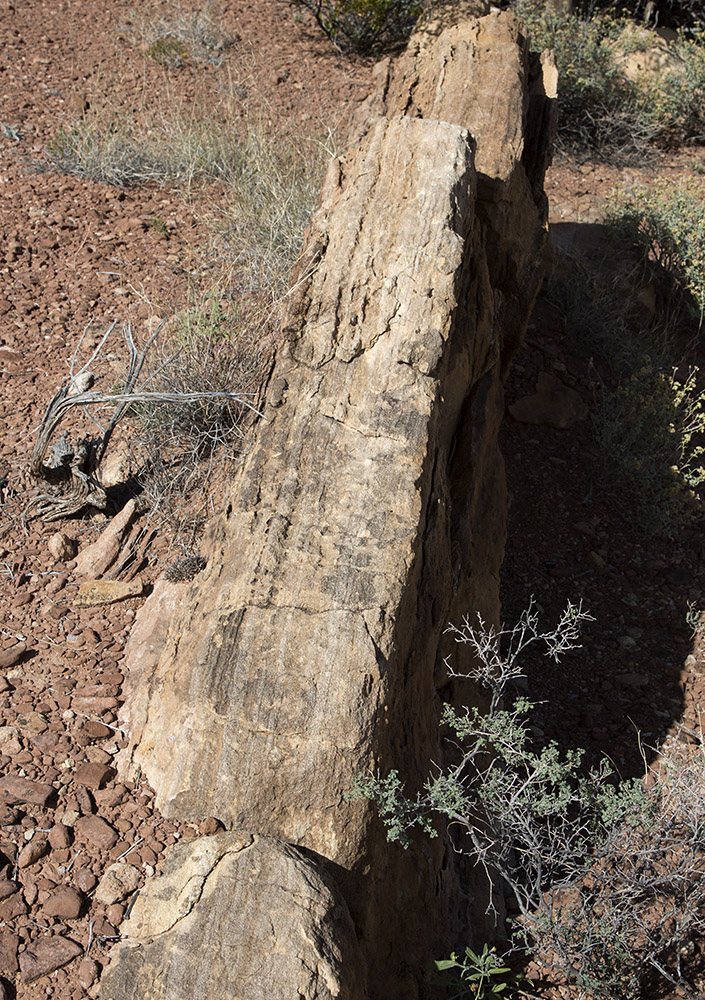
[25,321,263,523]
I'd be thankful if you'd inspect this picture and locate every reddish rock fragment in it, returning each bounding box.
[0,931,19,976]
[0,805,20,826]
[74,869,97,892]
[0,893,28,920]
[0,879,18,901]
[74,761,114,789]
[17,837,49,868]
[19,934,83,982]
[76,814,118,850]
[82,720,113,739]
[48,823,72,849]
[0,775,56,807]
[78,957,100,989]
[42,885,84,919]
[0,644,26,669]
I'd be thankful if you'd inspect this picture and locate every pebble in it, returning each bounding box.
[48,824,72,849]
[42,885,85,919]
[73,870,97,893]
[17,837,50,869]
[47,533,77,563]
[74,762,114,789]
[0,880,19,901]
[77,957,100,989]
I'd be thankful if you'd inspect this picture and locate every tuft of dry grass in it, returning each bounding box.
[129,4,236,67]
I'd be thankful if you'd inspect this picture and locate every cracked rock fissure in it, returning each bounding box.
[103,8,556,1000]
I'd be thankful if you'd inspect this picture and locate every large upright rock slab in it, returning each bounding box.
[106,7,556,1000]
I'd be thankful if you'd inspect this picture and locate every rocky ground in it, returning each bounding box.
[0,1,703,998]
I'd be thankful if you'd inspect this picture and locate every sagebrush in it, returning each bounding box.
[288,0,422,52]
[354,603,705,999]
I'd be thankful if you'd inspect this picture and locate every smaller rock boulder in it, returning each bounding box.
[98,833,367,1000]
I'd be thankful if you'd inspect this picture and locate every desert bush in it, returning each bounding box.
[135,296,267,545]
[511,0,656,160]
[287,0,423,53]
[607,179,705,329]
[354,604,705,999]
[510,1,705,159]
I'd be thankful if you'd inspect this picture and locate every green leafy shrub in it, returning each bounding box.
[288,0,422,53]
[354,604,705,999]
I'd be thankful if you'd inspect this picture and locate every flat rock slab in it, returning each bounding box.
[0,775,56,807]
[20,934,83,982]
[98,833,366,1000]
[509,372,588,429]
[74,577,144,607]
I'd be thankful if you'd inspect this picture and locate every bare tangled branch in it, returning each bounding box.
[25,321,263,523]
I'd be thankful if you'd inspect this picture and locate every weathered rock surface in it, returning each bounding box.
[108,6,555,1000]
[100,833,366,1000]
[74,576,144,607]
[74,497,138,578]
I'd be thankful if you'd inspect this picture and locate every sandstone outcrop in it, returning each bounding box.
[102,6,556,999]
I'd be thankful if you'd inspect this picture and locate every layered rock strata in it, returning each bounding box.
[101,7,556,999]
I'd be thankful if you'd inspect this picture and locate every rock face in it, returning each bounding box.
[99,834,366,1000]
[104,7,555,1000]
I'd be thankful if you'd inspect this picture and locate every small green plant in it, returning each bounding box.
[150,215,170,237]
[288,0,422,53]
[435,944,522,999]
[149,37,188,68]
[686,602,705,638]
[354,603,705,999]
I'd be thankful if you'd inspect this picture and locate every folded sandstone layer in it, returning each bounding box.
[101,7,556,1000]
